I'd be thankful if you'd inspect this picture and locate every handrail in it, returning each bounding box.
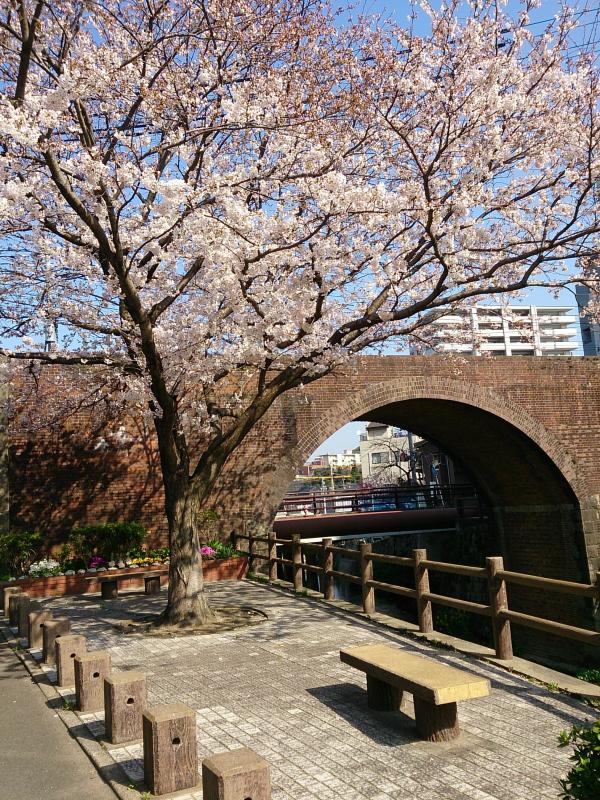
[327,545,361,559]
[497,570,597,597]
[421,560,487,578]
[302,563,324,574]
[500,609,600,644]
[276,482,482,518]
[330,569,362,585]
[237,527,599,658]
[366,579,417,599]
[422,592,492,617]
[366,553,414,567]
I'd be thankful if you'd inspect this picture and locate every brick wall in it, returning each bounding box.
[5,356,600,587]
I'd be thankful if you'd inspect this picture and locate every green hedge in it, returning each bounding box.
[68,522,147,564]
[0,530,42,579]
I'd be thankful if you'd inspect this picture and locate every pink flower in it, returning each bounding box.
[200,545,216,558]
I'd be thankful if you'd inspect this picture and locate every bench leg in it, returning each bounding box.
[366,675,402,711]
[413,697,459,742]
[101,580,118,600]
[145,576,161,595]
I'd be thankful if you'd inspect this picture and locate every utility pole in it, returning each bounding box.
[407,431,418,485]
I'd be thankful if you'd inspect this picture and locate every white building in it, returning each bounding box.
[315,449,361,469]
[359,422,415,483]
[425,305,579,356]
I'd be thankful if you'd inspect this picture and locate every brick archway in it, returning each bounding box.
[220,370,594,602]
[295,376,588,505]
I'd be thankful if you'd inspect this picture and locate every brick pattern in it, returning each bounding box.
[32,580,596,800]
[6,356,600,583]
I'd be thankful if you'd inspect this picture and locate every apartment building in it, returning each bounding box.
[425,305,579,356]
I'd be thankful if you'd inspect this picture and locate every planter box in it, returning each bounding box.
[0,557,248,600]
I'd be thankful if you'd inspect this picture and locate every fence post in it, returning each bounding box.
[292,535,303,592]
[361,542,375,615]
[414,548,433,633]
[486,556,513,660]
[248,530,255,573]
[268,529,277,582]
[323,538,334,600]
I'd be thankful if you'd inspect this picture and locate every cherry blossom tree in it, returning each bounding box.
[1,0,599,624]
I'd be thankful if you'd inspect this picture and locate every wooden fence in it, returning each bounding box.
[234,531,600,660]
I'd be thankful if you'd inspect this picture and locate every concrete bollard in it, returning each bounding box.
[202,748,271,800]
[3,586,23,617]
[17,595,34,638]
[28,608,53,649]
[55,634,87,688]
[42,618,71,665]
[104,671,147,743]
[8,592,27,626]
[143,704,198,795]
[74,651,111,712]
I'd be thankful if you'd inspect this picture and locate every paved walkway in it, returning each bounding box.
[0,637,117,800]
[31,581,598,799]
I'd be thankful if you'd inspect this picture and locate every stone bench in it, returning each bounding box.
[85,569,168,599]
[340,644,490,742]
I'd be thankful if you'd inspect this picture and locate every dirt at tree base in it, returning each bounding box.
[107,605,268,636]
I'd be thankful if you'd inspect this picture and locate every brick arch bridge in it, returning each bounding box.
[209,356,600,588]
[5,355,600,588]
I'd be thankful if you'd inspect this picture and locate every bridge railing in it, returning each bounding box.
[234,531,600,660]
[277,483,483,517]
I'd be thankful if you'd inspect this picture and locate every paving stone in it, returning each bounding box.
[34,580,594,800]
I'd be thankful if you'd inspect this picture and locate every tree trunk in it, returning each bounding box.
[162,481,216,626]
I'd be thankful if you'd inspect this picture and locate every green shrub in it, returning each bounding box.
[0,530,42,576]
[207,540,241,560]
[147,547,170,561]
[576,669,600,687]
[558,720,600,800]
[69,522,147,564]
[56,542,85,572]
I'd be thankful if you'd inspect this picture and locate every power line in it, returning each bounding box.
[520,5,600,29]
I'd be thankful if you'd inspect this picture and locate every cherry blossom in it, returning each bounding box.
[0,0,598,623]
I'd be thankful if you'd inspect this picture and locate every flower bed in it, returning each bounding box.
[0,556,248,600]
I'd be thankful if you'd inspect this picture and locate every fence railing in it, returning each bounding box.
[277,483,482,518]
[234,531,600,660]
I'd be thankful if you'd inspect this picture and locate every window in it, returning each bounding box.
[371,451,389,465]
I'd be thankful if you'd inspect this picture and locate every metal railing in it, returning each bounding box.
[234,531,600,659]
[277,483,482,518]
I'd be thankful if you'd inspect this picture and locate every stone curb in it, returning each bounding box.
[0,619,137,800]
